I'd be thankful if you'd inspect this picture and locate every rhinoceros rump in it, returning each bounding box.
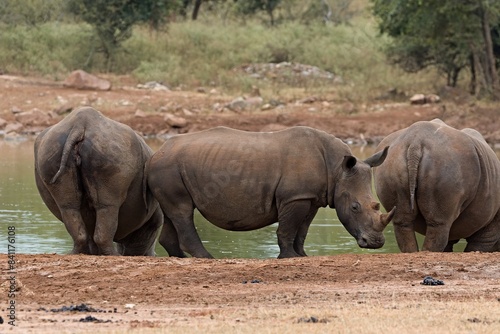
[34,107,163,256]
[374,119,500,252]
[148,126,395,258]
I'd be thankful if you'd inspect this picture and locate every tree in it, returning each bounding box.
[371,0,500,98]
[234,0,282,25]
[67,0,180,71]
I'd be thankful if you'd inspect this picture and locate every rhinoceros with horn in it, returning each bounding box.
[147,126,395,258]
[34,107,163,256]
[374,119,500,252]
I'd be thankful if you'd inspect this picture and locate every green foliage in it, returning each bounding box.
[0,0,68,26]
[67,0,182,71]
[0,22,93,77]
[0,0,447,102]
[371,0,500,90]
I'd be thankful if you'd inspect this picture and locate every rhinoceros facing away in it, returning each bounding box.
[35,107,163,256]
[374,119,500,252]
[147,126,395,258]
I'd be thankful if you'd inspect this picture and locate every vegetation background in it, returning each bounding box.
[0,0,500,101]
[1,0,499,104]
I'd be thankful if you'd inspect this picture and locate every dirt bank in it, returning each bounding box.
[1,252,499,333]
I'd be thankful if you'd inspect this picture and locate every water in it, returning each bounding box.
[0,138,470,258]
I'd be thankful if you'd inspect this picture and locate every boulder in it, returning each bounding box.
[63,70,111,91]
[0,118,7,129]
[410,94,427,105]
[15,108,53,127]
[4,122,24,134]
[164,113,188,128]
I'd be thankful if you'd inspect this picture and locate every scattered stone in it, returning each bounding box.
[426,94,441,103]
[297,316,328,323]
[239,62,341,86]
[410,93,441,105]
[79,315,112,323]
[182,108,194,116]
[63,70,111,91]
[134,110,147,118]
[15,108,53,127]
[410,94,426,105]
[137,81,169,91]
[125,304,135,309]
[4,122,23,134]
[53,102,74,115]
[421,276,444,286]
[196,87,207,93]
[226,97,247,112]
[242,279,262,284]
[11,106,23,114]
[164,113,188,128]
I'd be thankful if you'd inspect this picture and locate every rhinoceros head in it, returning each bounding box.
[333,146,395,249]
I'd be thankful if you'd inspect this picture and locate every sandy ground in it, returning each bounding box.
[1,74,500,333]
[2,252,500,333]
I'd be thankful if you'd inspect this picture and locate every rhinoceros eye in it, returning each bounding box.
[351,202,361,212]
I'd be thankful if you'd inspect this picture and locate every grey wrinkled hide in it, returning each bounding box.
[34,107,163,256]
[374,119,500,252]
[148,126,393,259]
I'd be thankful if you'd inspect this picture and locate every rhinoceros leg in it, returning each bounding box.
[293,207,318,256]
[464,213,500,252]
[93,206,121,255]
[158,215,186,258]
[392,214,420,253]
[421,223,451,252]
[60,208,92,254]
[277,200,313,258]
[118,207,163,256]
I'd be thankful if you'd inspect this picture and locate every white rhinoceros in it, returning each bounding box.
[35,107,163,256]
[147,126,394,258]
[374,119,500,252]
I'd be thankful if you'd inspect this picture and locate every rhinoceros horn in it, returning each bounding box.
[376,206,396,231]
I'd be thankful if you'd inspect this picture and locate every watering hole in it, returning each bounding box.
[0,138,477,258]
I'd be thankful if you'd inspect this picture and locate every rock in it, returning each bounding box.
[164,113,188,128]
[134,110,147,118]
[15,108,53,126]
[137,81,169,91]
[63,70,111,91]
[410,93,441,104]
[226,97,247,112]
[245,96,264,108]
[11,106,22,114]
[226,96,263,112]
[410,94,426,105]
[182,108,194,116]
[4,122,23,134]
[0,118,7,129]
[53,102,74,115]
[426,94,441,103]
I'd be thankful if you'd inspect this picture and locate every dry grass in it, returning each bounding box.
[79,300,500,334]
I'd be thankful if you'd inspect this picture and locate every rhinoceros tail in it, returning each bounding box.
[406,143,422,212]
[50,125,85,184]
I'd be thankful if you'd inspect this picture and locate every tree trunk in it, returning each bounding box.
[192,0,202,20]
[480,4,500,97]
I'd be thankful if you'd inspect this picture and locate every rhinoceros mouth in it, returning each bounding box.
[357,236,385,249]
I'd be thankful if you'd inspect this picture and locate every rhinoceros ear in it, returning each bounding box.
[342,155,357,172]
[364,146,389,167]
